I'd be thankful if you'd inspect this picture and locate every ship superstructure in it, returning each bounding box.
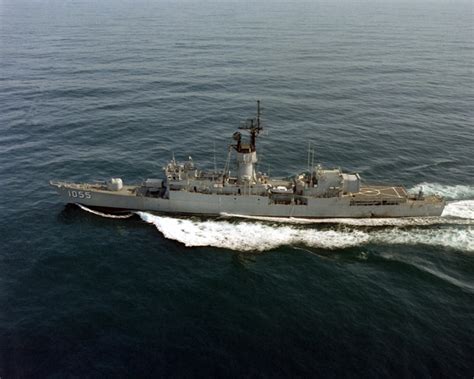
[50,101,445,218]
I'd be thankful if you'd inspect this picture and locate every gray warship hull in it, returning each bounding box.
[50,181,445,218]
[50,101,445,218]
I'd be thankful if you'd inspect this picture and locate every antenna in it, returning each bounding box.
[223,145,233,177]
[257,99,261,130]
[307,142,311,173]
[237,100,263,152]
[213,140,217,172]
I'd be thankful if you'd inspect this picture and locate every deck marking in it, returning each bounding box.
[360,188,380,196]
[392,187,401,198]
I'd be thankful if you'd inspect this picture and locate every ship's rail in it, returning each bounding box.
[50,180,107,190]
[419,194,445,204]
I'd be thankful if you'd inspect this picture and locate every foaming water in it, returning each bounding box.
[410,183,474,201]
[76,203,133,219]
[442,200,474,219]
[137,211,371,251]
[137,212,473,253]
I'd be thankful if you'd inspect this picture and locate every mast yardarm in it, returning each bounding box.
[233,100,263,153]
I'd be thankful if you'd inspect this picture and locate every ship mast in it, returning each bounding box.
[232,100,263,183]
[233,100,263,153]
[251,99,262,149]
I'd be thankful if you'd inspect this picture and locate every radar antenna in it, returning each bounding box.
[235,100,263,152]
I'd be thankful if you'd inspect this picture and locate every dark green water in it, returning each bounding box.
[1,0,473,377]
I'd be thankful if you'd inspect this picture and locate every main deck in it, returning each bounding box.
[51,180,417,200]
[353,186,408,199]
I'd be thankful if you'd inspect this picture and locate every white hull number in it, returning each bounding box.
[67,190,92,199]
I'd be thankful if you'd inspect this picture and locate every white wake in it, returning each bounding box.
[442,200,474,219]
[409,182,474,200]
[137,211,371,251]
[75,203,134,219]
[137,211,473,252]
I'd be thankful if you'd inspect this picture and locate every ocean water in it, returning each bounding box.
[1,0,473,377]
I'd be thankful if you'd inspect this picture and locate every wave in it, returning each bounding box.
[75,203,134,219]
[137,211,371,251]
[380,252,474,293]
[137,212,473,253]
[371,227,473,253]
[442,200,474,219]
[410,183,474,201]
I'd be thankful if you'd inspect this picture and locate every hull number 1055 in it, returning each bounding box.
[68,190,92,199]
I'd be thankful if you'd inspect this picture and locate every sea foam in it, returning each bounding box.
[442,200,474,219]
[137,211,370,251]
[410,183,474,200]
[76,203,133,219]
[137,212,473,253]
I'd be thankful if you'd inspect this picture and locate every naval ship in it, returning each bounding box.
[50,101,445,218]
